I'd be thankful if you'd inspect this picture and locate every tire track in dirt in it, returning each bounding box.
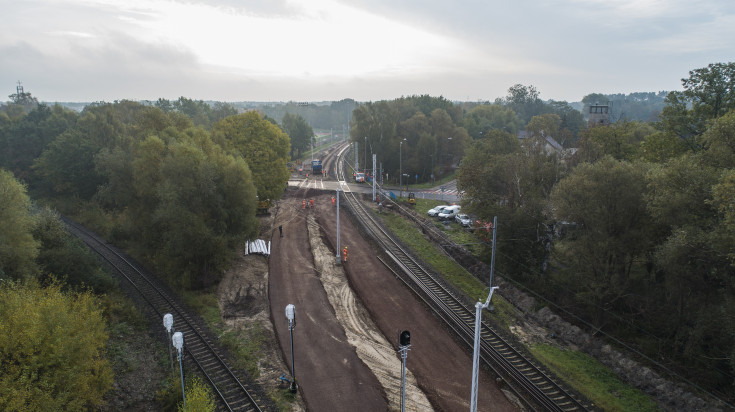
[306,215,434,412]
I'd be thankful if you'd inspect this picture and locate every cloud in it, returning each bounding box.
[2,0,734,102]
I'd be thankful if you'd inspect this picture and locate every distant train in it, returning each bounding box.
[311,159,323,174]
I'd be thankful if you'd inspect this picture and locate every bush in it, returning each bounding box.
[179,376,215,412]
[0,280,113,411]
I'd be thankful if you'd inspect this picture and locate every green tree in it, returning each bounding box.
[497,84,549,123]
[212,111,291,202]
[526,113,561,139]
[458,130,558,273]
[281,112,313,160]
[0,169,39,280]
[699,109,735,168]
[0,104,77,183]
[659,62,735,143]
[646,154,719,229]
[639,131,690,163]
[550,157,652,326]
[682,62,735,119]
[0,281,112,411]
[462,103,523,139]
[33,129,105,199]
[132,132,259,287]
[575,121,655,162]
[713,168,735,246]
[548,100,585,145]
[32,207,115,293]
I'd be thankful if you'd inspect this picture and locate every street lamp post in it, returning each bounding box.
[399,139,406,197]
[336,189,341,265]
[163,314,174,374]
[172,331,185,408]
[431,154,435,185]
[364,136,367,175]
[446,136,453,172]
[285,304,297,393]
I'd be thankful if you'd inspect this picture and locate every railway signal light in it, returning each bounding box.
[399,330,411,347]
[397,330,411,412]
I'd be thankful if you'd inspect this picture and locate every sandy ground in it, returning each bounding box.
[306,214,433,411]
[269,192,389,411]
[265,189,518,411]
[215,185,519,411]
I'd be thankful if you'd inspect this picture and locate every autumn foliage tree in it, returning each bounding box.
[0,169,39,280]
[0,281,112,411]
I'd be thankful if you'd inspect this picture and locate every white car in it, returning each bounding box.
[355,172,365,183]
[427,205,450,217]
[455,213,472,227]
[438,205,461,220]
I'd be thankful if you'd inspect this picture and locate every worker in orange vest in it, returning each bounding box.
[331,196,335,205]
[342,246,348,262]
[302,199,306,209]
[310,198,314,208]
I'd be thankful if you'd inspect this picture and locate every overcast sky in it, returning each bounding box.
[2,0,734,103]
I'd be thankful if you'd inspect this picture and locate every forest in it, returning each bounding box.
[0,95,296,408]
[341,64,735,399]
[1,62,734,406]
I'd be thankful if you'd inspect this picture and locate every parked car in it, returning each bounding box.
[438,205,461,220]
[455,213,472,227]
[355,172,365,183]
[428,205,450,217]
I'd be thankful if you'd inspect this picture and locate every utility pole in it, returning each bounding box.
[470,216,499,412]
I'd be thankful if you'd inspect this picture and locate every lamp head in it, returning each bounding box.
[172,331,184,352]
[163,313,173,332]
[285,304,295,321]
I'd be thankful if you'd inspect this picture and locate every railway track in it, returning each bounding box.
[334,151,594,412]
[64,219,269,412]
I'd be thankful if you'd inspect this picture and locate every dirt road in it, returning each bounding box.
[269,189,517,411]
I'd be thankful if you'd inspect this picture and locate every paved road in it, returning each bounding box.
[289,177,461,203]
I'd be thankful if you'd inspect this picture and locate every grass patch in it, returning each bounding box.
[529,344,660,412]
[180,290,222,332]
[270,387,299,411]
[378,211,516,328]
[219,324,266,379]
[178,289,295,410]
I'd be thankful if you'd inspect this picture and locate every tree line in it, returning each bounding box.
[0,95,299,409]
[1,98,293,289]
[454,62,735,396]
[348,90,585,185]
[344,64,734,397]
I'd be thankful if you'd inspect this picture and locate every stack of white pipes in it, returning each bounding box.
[245,239,271,256]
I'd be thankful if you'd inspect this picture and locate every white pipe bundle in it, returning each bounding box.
[245,239,270,256]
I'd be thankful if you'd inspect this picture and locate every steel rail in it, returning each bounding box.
[64,218,266,412]
[334,149,593,412]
